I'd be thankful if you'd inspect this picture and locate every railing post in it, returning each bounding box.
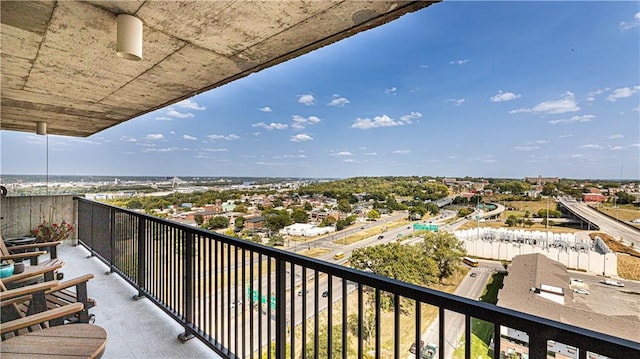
[275,258,287,359]
[133,216,146,300]
[178,231,195,342]
[108,208,115,274]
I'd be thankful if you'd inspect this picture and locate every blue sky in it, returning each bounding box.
[2,1,639,180]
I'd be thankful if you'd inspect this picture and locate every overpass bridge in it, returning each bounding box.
[558,197,640,249]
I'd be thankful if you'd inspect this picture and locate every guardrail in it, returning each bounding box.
[76,198,639,358]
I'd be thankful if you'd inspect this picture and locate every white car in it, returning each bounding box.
[574,288,589,295]
[601,279,624,287]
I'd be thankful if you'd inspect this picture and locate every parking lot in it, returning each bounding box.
[569,272,640,317]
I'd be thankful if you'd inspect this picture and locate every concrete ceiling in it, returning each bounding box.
[1,1,437,137]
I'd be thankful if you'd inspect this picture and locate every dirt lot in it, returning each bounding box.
[589,232,640,280]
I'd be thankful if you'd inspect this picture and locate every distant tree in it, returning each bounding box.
[291,208,309,223]
[234,216,245,228]
[234,203,248,213]
[203,216,229,230]
[303,202,313,211]
[264,210,292,232]
[505,215,519,227]
[457,207,473,217]
[524,219,534,228]
[304,325,343,359]
[193,213,204,226]
[453,196,468,205]
[615,191,636,205]
[422,232,466,285]
[367,209,380,220]
[126,199,143,209]
[541,183,557,196]
[268,235,285,246]
[320,215,336,227]
[337,199,352,213]
[425,202,440,216]
[272,197,284,208]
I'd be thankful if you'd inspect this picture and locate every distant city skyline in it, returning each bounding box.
[1,1,639,180]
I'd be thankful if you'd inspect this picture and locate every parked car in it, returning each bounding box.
[601,279,624,287]
[409,340,424,354]
[470,272,477,277]
[421,343,438,359]
[574,288,589,295]
[322,290,329,298]
[377,235,384,239]
[297,289,309,296]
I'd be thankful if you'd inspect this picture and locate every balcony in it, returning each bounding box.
[1,195,638,358]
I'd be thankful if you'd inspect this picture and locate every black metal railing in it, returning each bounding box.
[76,198,639,359]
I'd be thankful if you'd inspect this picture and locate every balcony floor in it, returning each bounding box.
[55,241,220,359]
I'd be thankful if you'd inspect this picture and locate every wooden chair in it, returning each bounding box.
[0,234,64,284]
[1,272,96,328]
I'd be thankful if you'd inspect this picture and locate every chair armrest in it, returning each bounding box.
[6,241,63,252]
[48,274,94,293]
[0,281,60,301]
[1,261,64,285]
[0,251,48,261]
[0,302,84,334]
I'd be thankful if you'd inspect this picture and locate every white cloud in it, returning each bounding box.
[420,64,429,69]
[202,147,228,152]
[297,94,316,106]
[510,92,580,114]
[449,59,469,65]
[557,134,573,138]
[570,154,584,158]
[328,95,350,107]
[207,134,240,141]
[256,161,286,166]
[445,98,465,106]
[120,136,137,142]
[490,91,521,102]
[385,87,397,95]
[166,108,195,119]
[145,134,165,140]
[606,86,640,101]
[182,135,197,141]
[585,88,609,102]
[291,115,321,130]
[351,114,414,129]
[175,99,205,110]
[290,134,313,142]
[620,12,640,30]
[343,159,355,163]
[154,116,172,121]
[579,144,603,149]
[609,145,624,151]
[513,146,539,151]
[392,150,410,154]
[280,154,307,159]
[363,152,377,156]
[336,151,353,156]
[252,122,288,130]
[548,114,594,125]
[400,112,422,122]
[259,106,273,112]
[607,134,624,139]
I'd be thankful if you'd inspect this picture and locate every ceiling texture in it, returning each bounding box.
[1,1,437,137]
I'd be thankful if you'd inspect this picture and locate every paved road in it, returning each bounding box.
[559,197,640,249]
[409,260,503,359]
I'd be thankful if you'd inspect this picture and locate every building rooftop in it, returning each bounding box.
[498,253,640,343]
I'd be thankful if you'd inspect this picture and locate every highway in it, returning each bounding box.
[559,197,640,249]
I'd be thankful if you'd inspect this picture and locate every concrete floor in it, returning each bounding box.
[56,241,220,359]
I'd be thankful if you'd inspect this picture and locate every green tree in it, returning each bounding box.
[425,202,440,216]
[337,199,352,213]
[203,216,229,230]
[615,191,636,205]
[304,325,343,359]
[193,213,204,226]
[320,215,336,227]
[126,199,143,209]
[524,219,534,228]
[422,232,466,285]
[234,216,246,228]
[234,203,248,213]
[291,208,309,223]
[264,211,292,232]
[505,215,519,227]
[303,202,313,211]
[367,209,380,220]
[347,309,375,345]
[541,183,557,196]
[457,207,473,217]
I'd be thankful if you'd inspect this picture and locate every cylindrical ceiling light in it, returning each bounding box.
[116,14,143,61]
[36,121,47,135]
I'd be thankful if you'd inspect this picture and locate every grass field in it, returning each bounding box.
[457,221,580,233]
[589,232,640,280]
[331,219,410,246]
[595,205,640,228]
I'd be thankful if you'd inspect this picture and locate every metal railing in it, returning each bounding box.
[76,198,639,359]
